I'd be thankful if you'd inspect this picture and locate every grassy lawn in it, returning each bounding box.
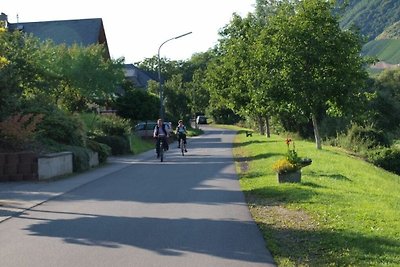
[231,128,400,266]
[130,134,155,154]
[186,127,203,137]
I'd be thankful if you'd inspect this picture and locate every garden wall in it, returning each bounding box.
[0,151,98,181]
[38,152,73,180]
[0,152,38,181]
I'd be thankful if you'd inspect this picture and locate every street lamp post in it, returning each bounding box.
[157,31,192,120]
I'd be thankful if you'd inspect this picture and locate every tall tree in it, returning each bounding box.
[0,29,125,114]
[0,29,47,119]
[163,73,190,121]
[206,13,276,134]
[48,44,125,111]
[137,56,192,121]
[187,68,210,118]
[183,52,212,119]
[265,0,369,149]
[206,15,254,120]
[361,69,400,132]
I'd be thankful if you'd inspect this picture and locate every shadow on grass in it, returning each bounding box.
[241,172,265,179]
[308,171,352,182]
[233,140,270,148]
[246,186,315,204]
[235,153,281,163]
[261,223,400,266]
[301,182,326,188]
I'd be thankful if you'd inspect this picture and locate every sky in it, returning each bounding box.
[1,0,256,64]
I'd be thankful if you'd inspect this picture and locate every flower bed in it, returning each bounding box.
[272,138,312,183]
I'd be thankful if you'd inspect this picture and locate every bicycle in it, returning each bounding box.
[177,132,187,156]
[159,137,164,162]
[180,137,185,156]
[156,136,167,162]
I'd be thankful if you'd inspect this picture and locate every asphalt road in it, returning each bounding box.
[0,126,276,267]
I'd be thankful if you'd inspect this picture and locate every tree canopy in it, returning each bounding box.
[206,0,369,148]
[0,28,124,117]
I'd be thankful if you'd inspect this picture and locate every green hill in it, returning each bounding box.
[339,0,400,41]
[363,39,400,64]
[376,21,400,40]
[337,0,400,65]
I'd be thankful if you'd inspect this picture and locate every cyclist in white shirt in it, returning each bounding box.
[176,120,187,152]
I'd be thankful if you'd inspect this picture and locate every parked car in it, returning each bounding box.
[196,115,207,124]
[134,121,173,138]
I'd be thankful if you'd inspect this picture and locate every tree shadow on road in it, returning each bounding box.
[21,211,274,265]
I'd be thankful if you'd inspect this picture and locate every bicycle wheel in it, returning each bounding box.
[180,138,184,156]
[160,139,164,162]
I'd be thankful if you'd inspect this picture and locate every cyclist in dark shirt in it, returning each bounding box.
[153,119,169,158]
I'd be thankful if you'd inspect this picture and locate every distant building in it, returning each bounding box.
[124,64,157,89]
[0,12,110,58]
[370,61,400,70]
[0,12,8,28]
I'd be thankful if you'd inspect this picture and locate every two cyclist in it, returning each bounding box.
[153,119,188,158]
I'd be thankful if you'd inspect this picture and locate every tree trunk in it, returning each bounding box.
[311,113,322,149]
[257,115,265,135]
[265,116,271,138]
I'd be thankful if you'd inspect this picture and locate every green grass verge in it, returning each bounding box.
[187,127,203,137]
[129,134,155,155]
[231,128,400,266]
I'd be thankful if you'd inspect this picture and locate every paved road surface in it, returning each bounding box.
[0,126,276,266]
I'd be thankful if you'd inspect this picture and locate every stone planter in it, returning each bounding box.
[277,170,301,183]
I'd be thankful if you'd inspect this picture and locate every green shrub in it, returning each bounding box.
[80,112,101,134]
[343,124,389,153]
[366,147,400,175]
[62,145,91,172]
[94,135,130,155]
[86,139,111,163]
[0,113,44,151]
[98,115,131,137]
[38,110,86,146]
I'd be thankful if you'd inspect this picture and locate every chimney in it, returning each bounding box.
[0,13,8,28]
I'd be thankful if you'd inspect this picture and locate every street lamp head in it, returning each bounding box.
[174,31,192,40]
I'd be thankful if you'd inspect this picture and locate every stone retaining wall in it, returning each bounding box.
[0,151,99,182]
[0,152,38,181]
[38,152,73,180]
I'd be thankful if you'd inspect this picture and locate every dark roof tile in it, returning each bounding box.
[9,18,105,46]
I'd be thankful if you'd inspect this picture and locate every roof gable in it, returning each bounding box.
[10,18,103,45]
[124,64,156,88]
[8,18,109,57]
